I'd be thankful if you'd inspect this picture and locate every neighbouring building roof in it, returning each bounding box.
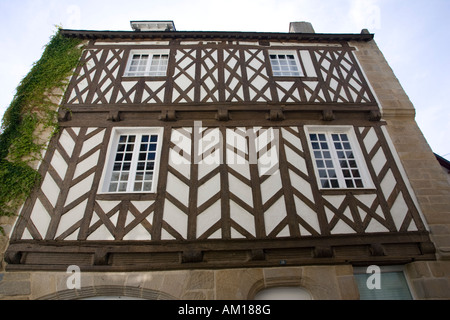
[435,153,450,171]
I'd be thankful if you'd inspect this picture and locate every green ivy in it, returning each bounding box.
[0,29,84,218]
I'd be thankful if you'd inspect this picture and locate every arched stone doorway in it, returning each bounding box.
[38,286,177,300]
[254,286,312,300]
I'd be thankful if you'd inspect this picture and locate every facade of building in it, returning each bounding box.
[1,21,449,300]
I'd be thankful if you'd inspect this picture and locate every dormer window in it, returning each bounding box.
[124,50,169,77]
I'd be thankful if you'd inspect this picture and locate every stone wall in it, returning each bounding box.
[0,266,358,300]
[406,261,450,299]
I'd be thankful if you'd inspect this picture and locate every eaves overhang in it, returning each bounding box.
[60,29,374,42]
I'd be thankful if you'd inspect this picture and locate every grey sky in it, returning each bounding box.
[0,0,448,159]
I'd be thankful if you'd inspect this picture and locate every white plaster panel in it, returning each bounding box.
[230,200,255,238]
[30,199,51,239]
[21,228,33,240]
[124,208,153,241]
[96,41,170,46]
[198,173,220,206]
[289,169,314,203]
[198,153,220,180]
[87,223,115,241]
[96,200,121,214]
[390,192,409,232]
[299,50,317,77]
[65,173,95,206]
[364,206,390,233]
[74,150,100,180]
[166,172,189,206]
[258,148,279,176]
[380,169,396,201]
[371,147,387,176]
[80,129,105,157]
[50,149,68,181]
[281,128,302,151]
[284,145,307,175]
[323,195,346,210]
[330,217,355,235]
[276,82,300,102]
[169,149,191,179]
[130,200,155,213]
[123,222,152,241]
[294,195,320,235]
[162,199,187,240]
[228,174,253,207]
[143,81,166,103]
[59,129,77,158]
[260,171,282,204]
[55,199,87,240]
[41,173,60,207]
[264,196,287,237]
[197,200,221,239]
[363,127,378,154]
[354,194,377,208]
[171,129,192,156]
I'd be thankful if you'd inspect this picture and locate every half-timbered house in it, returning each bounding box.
[1,21,449,300]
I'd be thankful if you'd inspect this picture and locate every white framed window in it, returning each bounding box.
[124,50,169,77]
[100,128,163,194]
[306,126,373,190]
[269,51,304,77]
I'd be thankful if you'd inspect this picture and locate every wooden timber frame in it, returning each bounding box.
[5,29,435,271]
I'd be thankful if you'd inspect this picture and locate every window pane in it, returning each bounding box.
[135,172,144,181]
[118,182,128,192]
[321,180,330,188]
[355,179,364,188]
[134,182,143,192]
[143,182,153,192]
[330,180,339,188]
[355,272,413,300]
[109,183,118,193]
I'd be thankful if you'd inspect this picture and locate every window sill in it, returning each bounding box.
[272,76,318,81]
[122,76,167,81]
[319,188,377,195]
[96,193,157,201]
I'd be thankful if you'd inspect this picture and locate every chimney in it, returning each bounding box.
[289,22,315,33]
[130,20,176,32]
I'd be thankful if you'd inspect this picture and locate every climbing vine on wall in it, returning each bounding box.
[0,29,84,219]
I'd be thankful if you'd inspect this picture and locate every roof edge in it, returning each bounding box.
[435,153,450,170]
[60,29,374,42]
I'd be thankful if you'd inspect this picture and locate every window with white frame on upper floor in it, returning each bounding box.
[124,50,169,77]
[306,126,373,190]
[269,51,304,77]
[100,128,163,194]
